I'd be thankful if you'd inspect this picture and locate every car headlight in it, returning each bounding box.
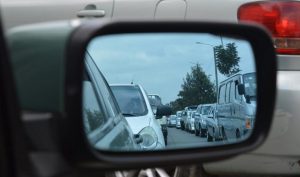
[139,126,158,150]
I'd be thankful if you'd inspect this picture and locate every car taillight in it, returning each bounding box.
[245,118,252,129]
[238,1,300,55]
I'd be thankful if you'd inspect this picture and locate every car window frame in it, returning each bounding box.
[82,72,107,134]
[84,55,127,145]
[85,53,119,117]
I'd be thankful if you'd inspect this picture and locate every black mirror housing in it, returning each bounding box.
[156,105,172,118]
[65,20,276,170]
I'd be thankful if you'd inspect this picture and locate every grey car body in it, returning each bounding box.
[83,53,141,151]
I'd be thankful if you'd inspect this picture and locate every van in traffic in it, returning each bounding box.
[217,72,256,140]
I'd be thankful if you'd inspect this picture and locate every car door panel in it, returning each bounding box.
[185,0,247,22]
[2,0,113,30]
[113,0,159,20]
[155,0,186,20]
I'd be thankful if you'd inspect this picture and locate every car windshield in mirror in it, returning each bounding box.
[111,85,148,116]
[243,72,256,100]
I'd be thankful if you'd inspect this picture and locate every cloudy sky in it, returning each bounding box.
[87,33,255,104]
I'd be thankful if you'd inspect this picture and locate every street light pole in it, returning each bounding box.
[195,42,219,94]
[213,47,218,92]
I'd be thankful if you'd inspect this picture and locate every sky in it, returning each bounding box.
[87,33,255,104]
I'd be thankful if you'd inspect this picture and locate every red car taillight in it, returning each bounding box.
[238,1,300,55]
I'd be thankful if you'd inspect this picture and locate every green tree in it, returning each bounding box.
[169,98,185,113]
[169,64,216,112]
[215,43,241,77]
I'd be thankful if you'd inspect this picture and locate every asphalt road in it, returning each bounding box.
[166,127,221,149]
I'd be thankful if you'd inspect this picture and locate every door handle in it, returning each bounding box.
[77,10,105,18]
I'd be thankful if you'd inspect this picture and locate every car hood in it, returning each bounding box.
[125,115,151,134]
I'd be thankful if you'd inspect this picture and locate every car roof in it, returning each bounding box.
[197,103,215,108]
[219,73,243,84]
[219,72,255,85]
[148,94,160,96]
[110,84,141,87]
[201,103,215,107]
[186,105,197,108]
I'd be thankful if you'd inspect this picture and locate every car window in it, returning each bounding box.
[208,107,214,118]
[226,82,231,103]
[196,106,201,114]
[148,95,163,106]
[243,72,257,101]
[201,106,211,115]
[219,84,226,104]
[234,81,242,101]
[191,112,195,118]
[230,81,235,101]
[211,108,214,115]
[111,85,148,116]
[82,77,107,134]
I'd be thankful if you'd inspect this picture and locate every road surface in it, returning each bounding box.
[166,127,223,149]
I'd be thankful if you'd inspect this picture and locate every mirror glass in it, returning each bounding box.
[83,33,257,151]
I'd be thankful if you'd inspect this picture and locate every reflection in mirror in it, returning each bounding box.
[83,33,257,152]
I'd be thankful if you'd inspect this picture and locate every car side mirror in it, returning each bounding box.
[238,83,245,95]
[67,21,276,170]
[8,20,277,172]
[156,105,172,119]
[245,95,251,104]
